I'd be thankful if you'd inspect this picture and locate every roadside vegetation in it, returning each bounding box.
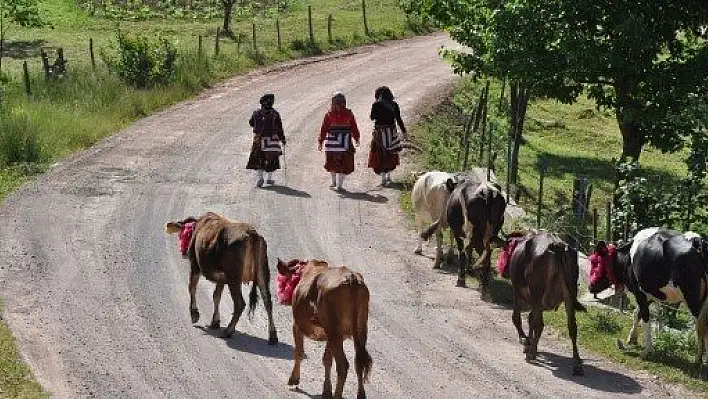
[0,301,46,398]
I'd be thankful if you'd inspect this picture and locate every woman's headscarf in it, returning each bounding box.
[331,92,346,110]
[260,93,275,109]
[375,86,394,102]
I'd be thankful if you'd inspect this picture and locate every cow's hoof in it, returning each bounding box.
[321,390,333,399]
[433,263,441,270]
[208,321,220,330]
[268,332,278,345]
[190,310,200,323]
[615,339,625,350]
[456,279,466,287]
[287,376,300,386]
[572,365,584,376]
[221,330,235,339]
[414,248,423,255]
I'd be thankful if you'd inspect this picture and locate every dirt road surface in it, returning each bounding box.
[0,34,693,398]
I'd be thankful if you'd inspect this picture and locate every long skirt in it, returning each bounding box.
[324,150,355,175]
[246,140,280,172]
[367,140,399,174]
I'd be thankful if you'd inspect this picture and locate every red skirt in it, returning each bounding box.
[367,139,399,174]
[324,150,355,174]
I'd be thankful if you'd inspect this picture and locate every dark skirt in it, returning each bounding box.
[246,139,280,172]
[367,139,399,174]
[324,150,355,174]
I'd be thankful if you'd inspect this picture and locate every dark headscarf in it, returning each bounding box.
[260,93,275,109]
[375,86,394,102]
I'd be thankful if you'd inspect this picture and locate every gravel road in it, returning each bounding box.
[0,34,693,398]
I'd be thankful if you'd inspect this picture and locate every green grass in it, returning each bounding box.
[0,302,47,398]
[405,75,707,394]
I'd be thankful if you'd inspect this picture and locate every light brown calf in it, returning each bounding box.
[277,259,372,399]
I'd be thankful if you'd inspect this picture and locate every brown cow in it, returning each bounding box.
[276,259,372,399]
[505,230,585,375]
[165,212,277,344]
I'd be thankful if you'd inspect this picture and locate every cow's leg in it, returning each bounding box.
[321,343,333,398]
[512,293,527,345]
[565,298,583,376]
[433,230,444,269]
[455,236,467,287]
[257,276,278,345]
[525,310,538,360]
[288,324,305,386]
[633,293,654,357]
[189,270,201,323]
[479,244,492,300]
[209,283,225,329]
[414,215,424,255]
[223,283,246,338]
[330,339,349,399]
[626,307,641,346]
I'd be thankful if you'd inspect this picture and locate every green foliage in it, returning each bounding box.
[587,310,623,334]
[290,38,322,56]
[0,0,44,29]
[0,107,43,165]
[654,330,698,359]
[102,31,178,89]
[412,1,708,161]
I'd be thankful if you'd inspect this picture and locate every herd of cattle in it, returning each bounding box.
[164,170,708,398]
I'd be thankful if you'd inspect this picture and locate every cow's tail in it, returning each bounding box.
[420,219,440,242]
[351,275,372,383]
[248,233,267,320]
[554,241,587,312]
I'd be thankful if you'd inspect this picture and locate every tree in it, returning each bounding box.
[0,0,43,73]
[221,0,239,37]
[413,1,708,166]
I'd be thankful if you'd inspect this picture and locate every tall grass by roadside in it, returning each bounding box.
[0,301,47,398]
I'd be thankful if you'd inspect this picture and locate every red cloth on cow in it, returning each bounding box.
[496,238,521,279]
[319,108,360,175]
[276,263,304,305]
[179,222,196,257]
[589,244,618,287]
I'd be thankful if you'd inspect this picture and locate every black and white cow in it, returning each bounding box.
[589,227,708,368]
[421,180,506,294]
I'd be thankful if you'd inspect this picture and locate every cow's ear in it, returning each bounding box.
[276,258,289,275]
[446,178,456,192]
[165,221,183,235]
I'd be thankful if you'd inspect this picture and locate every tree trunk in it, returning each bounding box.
[222,0,235,36]
[614,79,644,162]
[508,82,528,186]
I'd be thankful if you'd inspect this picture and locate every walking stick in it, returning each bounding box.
[281,145,287,186]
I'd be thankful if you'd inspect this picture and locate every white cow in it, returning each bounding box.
[411,171,459,267]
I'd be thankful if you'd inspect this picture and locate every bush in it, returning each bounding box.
[654,330,698,358]
[102,31,179,89]
[290,39,322,56]
[0,109,43,165]
[587,310,622,334]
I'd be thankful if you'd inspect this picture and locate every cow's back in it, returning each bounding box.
[632,231,675,293]
[412,171,454,222]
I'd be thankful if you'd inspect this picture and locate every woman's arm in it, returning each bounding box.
[394,102,407,138]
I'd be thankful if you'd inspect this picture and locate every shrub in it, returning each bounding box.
[0,109,43,165]
[102,31,179,89]
[587,310,622,334]
[290,39,322,56]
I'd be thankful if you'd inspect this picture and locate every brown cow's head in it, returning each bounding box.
[588,240,630,294]
[165,217,198,235]
[165,217,198,257]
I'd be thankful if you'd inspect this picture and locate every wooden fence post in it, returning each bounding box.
[362,0,370,36]
[252,22,257,50]
[236,33,242,54]
[308,5,315,43]
[328,14,334,44]
[593,208,598,243]
[198,35,203,56]
[277,19,282,51]
[605,201,612,241]
[89,38,96,69]
[623,214,630,241]
[215,27,221,56]
[537,160,547,229]
[23,61,31,96]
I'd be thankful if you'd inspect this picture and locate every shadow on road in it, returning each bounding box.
[533,351,643,394]
[261,185,312,198]
[291,386,322,398]
[195,325,295,360]
[338,189,388,203]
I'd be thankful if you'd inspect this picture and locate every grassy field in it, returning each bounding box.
[403,75,706,394]
[0,0,414,395]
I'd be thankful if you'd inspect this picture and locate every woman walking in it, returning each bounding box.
[367,86,407,186]
[246,93,286,187]
[318,92,360,191]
